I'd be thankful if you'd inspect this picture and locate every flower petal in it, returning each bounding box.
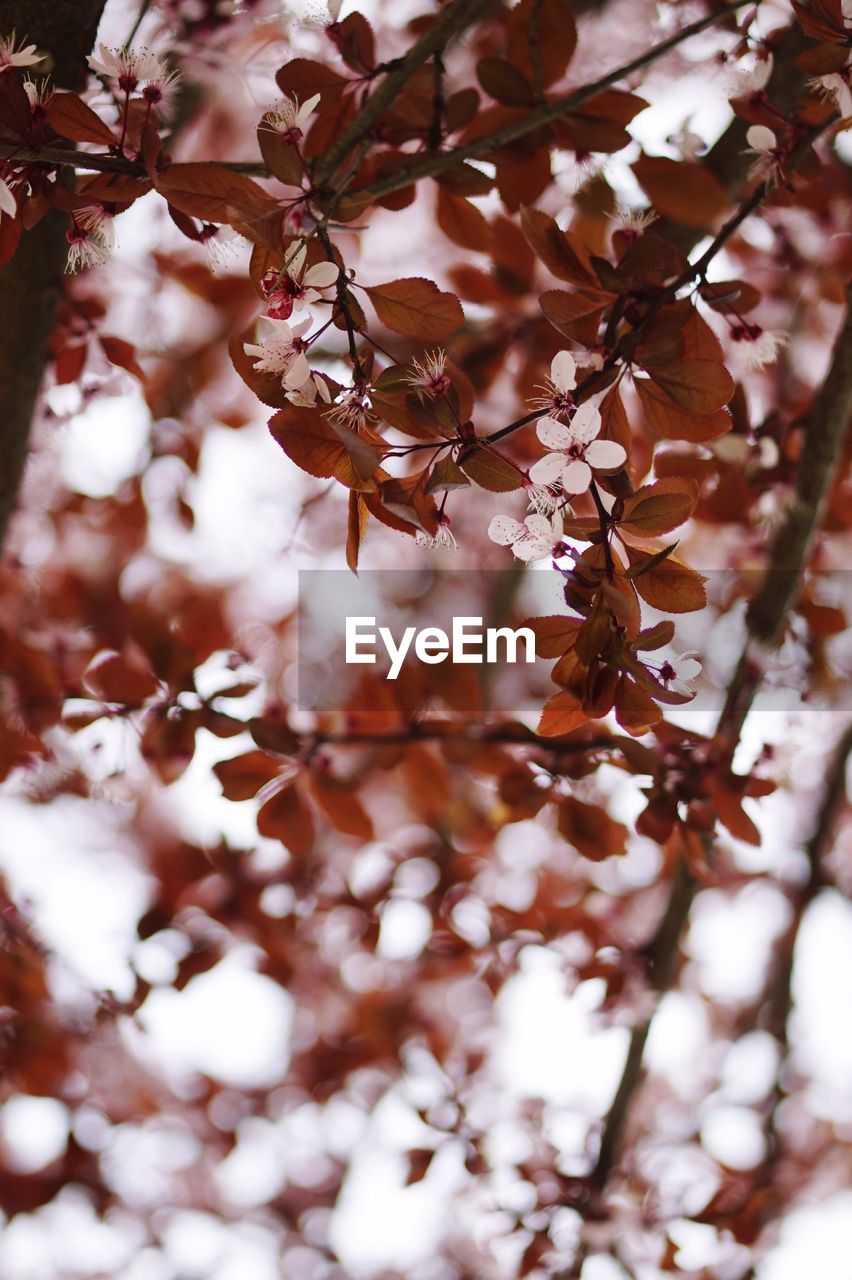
[296,92,321,124]
[304,260,339,288]
[585,439,627,471]
[536,417,572,449]
[488,515,526,546]
[529,452,566,484]
[524,514,552,539]
[746,124,776,152]
[514,538,547,562]
[561,459,593,494]
[568,402,602,444]
[287,243,307,279]
[284,352,311,387]
[550,350,577,392]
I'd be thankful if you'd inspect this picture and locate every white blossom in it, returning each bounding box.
[87,45,169,91]
[809,65,852,118]
[280,241,337,307]
[610,205,657,237]
[668,118,705,161]
[326,389,376,432]
[244,317,310,379]
[529,403,626,495]
[0,33,43,72]
[22,75,52,111]
[416,518,457,551]
[727,54,773,99]
[524,480,561,515]
[65,226,112,273]
[657,651,702,698]
[406,350,451,399]
[488,511,564,562]
[264,93,321,139]
[76,205,117,252]
[530,350,577,414]
[744,124,784,183]
[736,326,788,371]
[285,372,332,407]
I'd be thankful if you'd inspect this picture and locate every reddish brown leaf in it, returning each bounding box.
[632,156,729,229]
[557,795,627,859]
[646,359,734,415]
[619,478,699,537]
[257,778,315,854]
[537,691,589,737]
[214,751,282,801]
[364,278,464,341]
[458,445,522,492]
[46,92,116,145]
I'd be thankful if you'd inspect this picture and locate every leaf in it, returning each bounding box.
[275,57,349,102]
[524,615,582,658]
[635,375,732,442]
[100,335,144,381]
[46,92,116,145]
[476,57,534,107]
[435,188,493,252]
[557,795,627,859]
[269,406,347,478]
[257,778,315,854]
[156,163,276,224]
[614,675,661,736]
[425,456,470,495]
[625,546,707,613]
[632,156,729,229]
[536,690,589,737]
[646,359,734,415]
[506,0,577,87]
[327,417,382,484]
[635,620,675,651]
[520,206,596,286]
[539,289,607,344]
[329,11,376,72]
[83,649,159,704]
[365,277,464,341]
[619,478,698,536]
[347,491,368,572]
[214,751,282,801]
[229,331,290,408]
[308,774,373,838]
[257,118,304,185]
[458,445,522,492]
[699,279,762,314]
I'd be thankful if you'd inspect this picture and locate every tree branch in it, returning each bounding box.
[351,1,749,203]
[312,0,497,189]
[718,288,852,746]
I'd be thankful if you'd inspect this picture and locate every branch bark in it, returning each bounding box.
[0,0,106,549]
[590,288,852,1195]
[312,0,498,189]
[351,1,749,203]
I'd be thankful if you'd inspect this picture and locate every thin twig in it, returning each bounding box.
[352,1,750,203]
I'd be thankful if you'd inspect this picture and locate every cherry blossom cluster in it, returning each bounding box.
[246,240,339,407]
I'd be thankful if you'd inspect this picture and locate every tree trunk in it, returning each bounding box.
[0,0,107,548]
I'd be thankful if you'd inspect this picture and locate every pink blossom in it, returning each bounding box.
[488,511,564,562]
[0,32,43,72]
[529,404,626,495]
